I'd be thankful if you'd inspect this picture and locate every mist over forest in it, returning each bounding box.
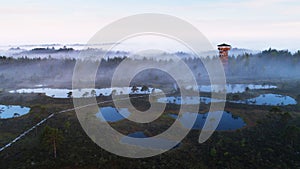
[0,48,300,90]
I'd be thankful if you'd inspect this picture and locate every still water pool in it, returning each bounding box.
[0,105,30,119]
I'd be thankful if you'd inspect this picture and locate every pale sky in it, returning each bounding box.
[0,0,300,51]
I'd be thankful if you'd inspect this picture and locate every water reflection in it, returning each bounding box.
[0,105,30,119]
[186,84,277,93]
[157,96,224,105]
[9,87,162,98]
[96,107,131,122]
[157,94,297,106]
[169,111,246,131]
[231,94,297,106]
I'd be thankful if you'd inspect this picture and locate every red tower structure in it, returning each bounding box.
[218,43,231,71]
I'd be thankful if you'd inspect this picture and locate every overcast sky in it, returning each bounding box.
[0,0,299,51]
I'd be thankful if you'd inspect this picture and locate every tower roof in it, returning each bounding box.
[217,43,231,47]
